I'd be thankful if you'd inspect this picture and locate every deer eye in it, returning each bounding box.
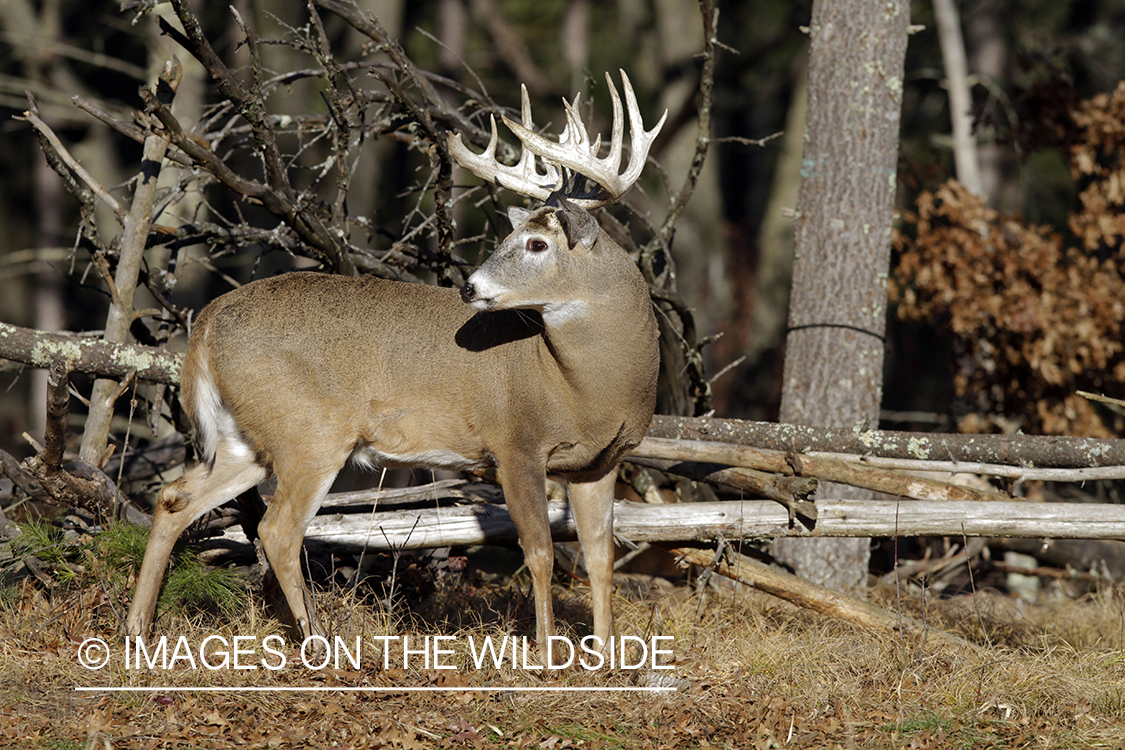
[526,238,549,253]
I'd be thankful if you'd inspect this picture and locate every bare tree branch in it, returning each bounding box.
[658,0,717,248]
[158,0,357,275]
[19,95,124,221]
[0,321,180,385]
[69,94,193,167]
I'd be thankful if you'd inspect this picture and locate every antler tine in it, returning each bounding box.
[601,71,625,180]
[503,84,560,195]
[446,70,666,208]
[615,69,666,193]
[447,114,503,185]
[519,83,534,130]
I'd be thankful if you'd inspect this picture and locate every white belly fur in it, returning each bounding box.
[349,444,483,472]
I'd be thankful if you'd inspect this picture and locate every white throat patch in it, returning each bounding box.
[541,299,589,325]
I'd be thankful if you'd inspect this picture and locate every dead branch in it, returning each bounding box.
[0,322,180,385]
[80,58,181,466]
[878,538,989,589]
[642,0,720,418]
[135,84,355,275]
[368,65,457,282]
[658,0,716,249]
[668,545,978,652]
[102,434,187,486]
[805,451,1125,482]
[0,449,51,505]
[787,450,1010,502]
[2,322,1122,483]
[19,94,124,220]
[649,415,1125,469]
[69,94,193,167]
[632,437,1012,503]
[626,455,818,526]
[155,0,356,275]
[3,321,1122,483]
[311,0,492,146]
[977,559,1101,583]
[21,363,119,516]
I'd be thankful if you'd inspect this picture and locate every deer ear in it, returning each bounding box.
[554,197,599,251]
[507,206,532,228]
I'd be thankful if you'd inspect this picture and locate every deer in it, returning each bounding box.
[124,70,665,659]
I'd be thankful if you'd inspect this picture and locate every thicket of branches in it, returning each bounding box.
[3,0,720,517]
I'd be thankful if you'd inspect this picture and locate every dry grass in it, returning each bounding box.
[2,559,1125,748]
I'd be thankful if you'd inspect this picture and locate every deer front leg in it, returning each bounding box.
[567,468,617,652]
[498,460,556,657]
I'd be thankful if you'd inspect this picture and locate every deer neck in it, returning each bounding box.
[536,280,655,397]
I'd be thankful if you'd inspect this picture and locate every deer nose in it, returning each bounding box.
[459,281,476,303]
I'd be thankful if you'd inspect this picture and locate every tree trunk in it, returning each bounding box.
[772,0,911,595]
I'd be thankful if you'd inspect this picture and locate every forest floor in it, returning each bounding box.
[3,553,1125,749]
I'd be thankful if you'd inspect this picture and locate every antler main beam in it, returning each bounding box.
[447,70,666,209]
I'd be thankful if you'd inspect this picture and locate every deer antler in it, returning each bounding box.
[447,70,666,209]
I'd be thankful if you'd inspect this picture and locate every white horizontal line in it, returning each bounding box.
[75,686,676,693]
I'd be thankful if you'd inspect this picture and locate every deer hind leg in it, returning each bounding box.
[125,437,268,637]
[498,461,556,652]
[255,455,342,641]
[567,468,618,651]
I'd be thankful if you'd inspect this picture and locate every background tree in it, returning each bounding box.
[772,0,911,594]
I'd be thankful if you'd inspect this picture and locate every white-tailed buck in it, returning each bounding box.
[125,70,664,654]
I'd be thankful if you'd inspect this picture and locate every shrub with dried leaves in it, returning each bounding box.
[892,82,1125,436]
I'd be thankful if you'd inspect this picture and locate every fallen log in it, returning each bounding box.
[213,497,1125,551]
[3,329,1123,470]
[631,437,1012,504]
